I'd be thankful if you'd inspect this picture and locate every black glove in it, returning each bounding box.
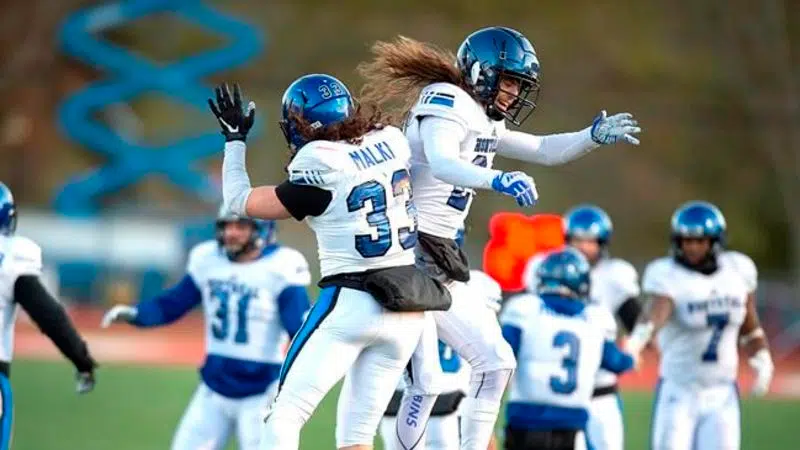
[208,83,256,142]
[76,370,96,394]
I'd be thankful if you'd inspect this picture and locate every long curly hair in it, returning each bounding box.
[357,36,471,121]
[286,103,388,163]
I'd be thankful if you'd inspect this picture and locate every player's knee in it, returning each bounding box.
[495,338,517,369]
[468,368,513,402]
[468,339,516,374]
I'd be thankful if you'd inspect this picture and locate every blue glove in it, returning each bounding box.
[590,110,641,145]
[491,171,538,207]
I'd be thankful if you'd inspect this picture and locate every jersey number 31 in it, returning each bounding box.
[347,169,417,258]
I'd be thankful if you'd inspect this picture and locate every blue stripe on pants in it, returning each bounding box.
[650,379,663,450]
[278,286,339,389]
[0,374,13,450]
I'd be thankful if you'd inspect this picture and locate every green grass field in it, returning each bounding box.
[10,360,800,449]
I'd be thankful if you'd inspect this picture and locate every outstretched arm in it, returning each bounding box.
[211,83,332,220]
[420,116,537,207]
[420,116,501,189]
[130,275,203,327]
[625,294,674,356]
[498,111,640,165]
[497,128,597,166]
[222,140,292,220]
[15,276,97,374]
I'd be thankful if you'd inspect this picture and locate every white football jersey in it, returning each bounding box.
[588,258,639,388]
[642,251,756,386]
[287,126,417,277]
[404,82,504,239]
[501,294,608,411]
[187,241,311,364]
[0,235,43,361]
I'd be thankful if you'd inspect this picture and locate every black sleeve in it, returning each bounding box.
[617,297,642,334]
[275,180,333,221]
[14,275,97,373]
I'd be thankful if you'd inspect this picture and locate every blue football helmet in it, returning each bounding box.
[536,247,591,299]
[279,74,355,150]
[456,26,541,126]
[0,183,16,236]
[563,204,613,245]
[670,201,726,257]
[216,206,276,260]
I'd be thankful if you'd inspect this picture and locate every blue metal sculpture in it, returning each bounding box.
[57,0,263,216]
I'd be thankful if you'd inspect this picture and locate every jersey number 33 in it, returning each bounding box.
[347,169,417,258]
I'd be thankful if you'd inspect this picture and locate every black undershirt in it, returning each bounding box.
[14,275,96,373]
[275,181,332,220]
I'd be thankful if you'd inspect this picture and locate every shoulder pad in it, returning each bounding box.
[9,236,42,277]
[376,126,412,161]
[411,83,486,132]
[584,303,616,331]
[721,251,757,292]
[500,293,535,327]
[186,240,220,275]
[270,247,312,287]
[286,141,350,188]
[607,258,640,298]
[641,257,675,298]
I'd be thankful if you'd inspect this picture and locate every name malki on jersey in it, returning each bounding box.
[349,141,397,170]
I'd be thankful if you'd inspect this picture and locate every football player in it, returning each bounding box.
[357,26,641,449]
[562,205,640,450]
[0,182,98,449]
[500,248,634,450]
[212,77,451,450]
[102,208,310,450]
[626,201,774,450]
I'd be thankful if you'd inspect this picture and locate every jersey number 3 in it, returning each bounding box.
[550,330,581,395]
[347,169,417,258]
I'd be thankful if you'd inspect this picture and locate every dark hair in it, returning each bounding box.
[286,103,389,163]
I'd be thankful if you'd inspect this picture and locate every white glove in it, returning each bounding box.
[76,371,96,394]
[101,305,138,328]
[625,322,654,356]
[748,348,774,397]
[590,110,641,145]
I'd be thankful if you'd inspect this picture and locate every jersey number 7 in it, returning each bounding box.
[347,169,417,258]
[701,313,730,362]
